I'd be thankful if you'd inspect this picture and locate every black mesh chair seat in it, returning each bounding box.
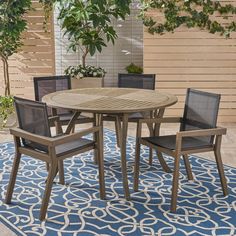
[24,137,95,157]
[56,138,95,157]
[143,135,213,151]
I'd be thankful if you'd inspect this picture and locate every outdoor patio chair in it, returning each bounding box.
[34,75,95,180]
[5,97,105,221]
[133,88,228,212]
[33,75,94,127]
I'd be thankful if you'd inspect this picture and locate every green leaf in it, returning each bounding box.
[57,0,130,65]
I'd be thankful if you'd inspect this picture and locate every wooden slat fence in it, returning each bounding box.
[0,1,55,99]
[144,17,236,122]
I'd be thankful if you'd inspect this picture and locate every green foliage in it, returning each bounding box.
[65,65,106,78]
[57,0,131,67]
[0,0,31,96]
[125,63,143,74]
[0,0,31,59]
[0,96,14,128]
[38,0,54,30]
[140,0,236,37]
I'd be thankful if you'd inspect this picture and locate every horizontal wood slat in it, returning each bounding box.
[144,3,236,122]
[0,0,55,99]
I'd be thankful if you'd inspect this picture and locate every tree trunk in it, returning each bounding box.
[1,56,11,96]
[82,48,89,67]
[2,57,7,94]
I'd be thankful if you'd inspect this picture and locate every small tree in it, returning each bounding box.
[140,0,236,37]
[57,0,131,68]
[0,0,31,96]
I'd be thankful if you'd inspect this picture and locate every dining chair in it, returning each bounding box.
[5,97,105,221]
[33,75,94,127]
[34,75,95,181]
[133,88,228,212]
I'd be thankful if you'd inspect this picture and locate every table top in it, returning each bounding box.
[42,88,178,114]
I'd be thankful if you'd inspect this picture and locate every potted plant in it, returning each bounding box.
[65,65,106,88]
[0,96,15,129]
[0,0,31,129]
[125,63,143,74]
[57,0,131,88]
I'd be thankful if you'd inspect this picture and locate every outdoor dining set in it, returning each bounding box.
[4,74,228,221]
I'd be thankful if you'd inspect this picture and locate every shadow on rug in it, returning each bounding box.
[0,129,236,236]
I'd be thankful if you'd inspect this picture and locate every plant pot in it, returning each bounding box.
[0,112,17,129]
[71,77,104,89]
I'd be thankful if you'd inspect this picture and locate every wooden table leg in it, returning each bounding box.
[154,108,172,173]
[65,111,81,134]
[94,113,103,164]
[52,108,63,134]
[146,110,154,165]
[115,115,122,148]
[120,113,130,200]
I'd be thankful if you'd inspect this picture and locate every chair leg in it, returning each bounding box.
[133,140,141,192]
[97,126,106,200]
[58,160,65,185]
[146,122,154,165]
[183,154,193,181]
[214,135,228,196]
[5,152,22,204]
[148,148,153,165]
[115,116,122,148]
[93,113,100,165]
[39,160,58,221]
[71,125,75,134]
[170,154,181,213]
[46,163,49,171]
[214,150,228,196]
[156,151,172,173]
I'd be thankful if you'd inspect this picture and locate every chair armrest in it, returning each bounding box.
[10,128,54,146]
[139,117,182,124]
[51,126,101,146]
[174,127,227,153]
[176,127,227,138]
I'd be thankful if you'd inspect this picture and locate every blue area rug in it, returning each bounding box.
[0,129,236,236]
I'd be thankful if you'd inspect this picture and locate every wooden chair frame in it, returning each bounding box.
[5,117,105,221]
[133,117,228,212]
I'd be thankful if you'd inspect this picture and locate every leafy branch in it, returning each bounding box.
[140,0,236,37]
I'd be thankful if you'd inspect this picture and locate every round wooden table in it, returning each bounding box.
[43,88,178,199]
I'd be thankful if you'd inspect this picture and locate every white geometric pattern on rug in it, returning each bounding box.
[0,129,236,236]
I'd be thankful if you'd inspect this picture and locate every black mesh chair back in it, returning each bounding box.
[180,88,221,144]
[14,97,51,152]
[33,75,71,116]
[118,73,156,90]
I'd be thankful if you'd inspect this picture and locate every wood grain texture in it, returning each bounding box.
[42,88,178,114]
